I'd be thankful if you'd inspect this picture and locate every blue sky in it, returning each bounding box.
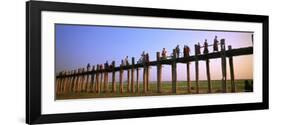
[55,24,253,81]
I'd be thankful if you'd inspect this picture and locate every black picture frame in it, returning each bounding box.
[26,1,269,124]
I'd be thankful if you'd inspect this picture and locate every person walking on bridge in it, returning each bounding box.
[213,36,219,52]
[203,39,209,54]
[161,48,167,59]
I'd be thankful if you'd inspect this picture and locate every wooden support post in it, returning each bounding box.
[156,52,162,93]
[104,67,109,93]
[146,54,150,92]
[131,57,135,93]
[65,72,69,93]
[184,49,191,93]
[55,74,60,94]
[119,64,124,93]
[90,66,95,92]
[77,71,82,93]
[195,45,199,94]
[228,45,236,92]
[69,71,74,93]
[206,58,211,93]
[67,72,72,93]
[172,49,177,93]
[100,66,103,92]
[68,71,72,92]
[69,71,75,93]
[95,65,100,93]
[71,72,76,93]
[136,67,139,93]
[61,73,65,93]
[76,70,81,93]
[56,72,62,94]
[74,69,80,93]
[86,64,91,92]
[220,39,227,93]
[127,66,130,92]
[112,61,116,93]
[186,61,191,93]
[146,66,150,92]
[63,72,69,93]
[81,68,86,92]
[59,71,65,93]
[77,68,83,92]
[143,65,147,93]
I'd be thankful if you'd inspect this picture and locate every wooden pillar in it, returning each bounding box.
[184,50,191,93]
[119,64,124,93]
[76,70,80,93]
[156,52,162,93]
[172,49,177,93]
[56,72,62,94]
[111,61,116,93]
[63,71,69,93]
[74,69,80,92]
[68,70,74,93]
[65,72,70,93]
[143,65,147,93]
[186,61,191,93]
[77,69,82,93]
[131,57,135,93]
[146,65,150,92]
[90,66,95,92]
[104,67,109,93]
[95,65,100,93]
[220,39,227,93]
[60,72,65,93]
[195,45,199,94]
[81,68,86,92]
[78,69,82,92]
[69,71,74,93]
[206,58,211,93]
[100,66,103,92]
[228,45,235,92]
[146,54,150,92]
[85,64,91,92]
[136,67,139,92]
[127,66,131,92]
[68,71,72,92]
[55,73,60,94]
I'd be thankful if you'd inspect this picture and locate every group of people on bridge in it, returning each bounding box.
[81,36,222,72]
[160,36,221,60]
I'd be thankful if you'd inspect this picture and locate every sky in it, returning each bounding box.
[55,24,253,81]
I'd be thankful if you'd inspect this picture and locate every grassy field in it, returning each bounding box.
[56,79,253,100]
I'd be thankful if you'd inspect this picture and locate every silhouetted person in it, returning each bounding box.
[125,56,129,65]
[175,45,180,58]
[184,45,190,57]
[110,61,115,68]
[203,39,209,54]
[195,44,198,55]
[87,63,91,71]
[162,48,167,59]
[121,60,125,66]
[104,61,109,69]
[145,53,150,63]
[99,64,103,70]
[141,51,145,63]
[196,42,201,55]
[213,36,219,52]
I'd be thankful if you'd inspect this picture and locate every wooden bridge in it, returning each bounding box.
[56,39,253,95]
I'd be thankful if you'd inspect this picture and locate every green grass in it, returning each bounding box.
[56,79,253,100]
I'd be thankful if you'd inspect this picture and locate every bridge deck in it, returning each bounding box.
[57,46,253,77]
